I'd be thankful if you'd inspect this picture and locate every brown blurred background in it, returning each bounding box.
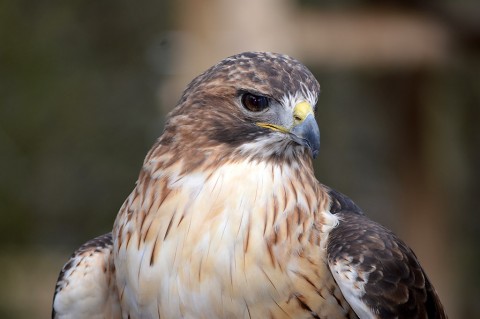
[1,0,479,317]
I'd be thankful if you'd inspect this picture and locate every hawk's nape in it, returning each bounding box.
[52,52,447,319]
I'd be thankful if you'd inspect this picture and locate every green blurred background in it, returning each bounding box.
[0,0,478,317]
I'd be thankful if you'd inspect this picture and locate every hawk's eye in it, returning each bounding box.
[241,93,269,112]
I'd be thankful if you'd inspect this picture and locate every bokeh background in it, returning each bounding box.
[1,0,479,317]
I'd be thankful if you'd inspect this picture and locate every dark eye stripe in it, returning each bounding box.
[241,93,269,112]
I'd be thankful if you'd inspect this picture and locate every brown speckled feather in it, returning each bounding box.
[52,233,121,319]
[326,189,447,319]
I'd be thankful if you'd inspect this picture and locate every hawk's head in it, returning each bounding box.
[159,52,321,164]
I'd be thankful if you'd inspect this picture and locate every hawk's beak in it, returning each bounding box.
[256,101,320,158]
[290,101,320,158]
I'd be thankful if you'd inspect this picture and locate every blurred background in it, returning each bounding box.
[0,0,478,317]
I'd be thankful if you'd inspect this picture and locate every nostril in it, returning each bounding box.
[294,115,302,122]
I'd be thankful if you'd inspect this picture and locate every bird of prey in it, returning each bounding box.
[52,52,447,319]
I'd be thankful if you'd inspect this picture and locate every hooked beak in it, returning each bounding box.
[290,101,320,158]
[257,101,320,158]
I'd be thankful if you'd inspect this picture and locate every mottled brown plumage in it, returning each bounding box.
[52,52,446,319]
[326,189,446,319]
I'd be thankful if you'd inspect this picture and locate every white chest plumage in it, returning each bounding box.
[113,159,350,319]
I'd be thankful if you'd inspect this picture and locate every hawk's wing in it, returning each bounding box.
[325,188,447,319]
[52,233,121,319]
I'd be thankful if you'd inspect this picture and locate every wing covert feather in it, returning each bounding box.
[52,233,121,319]
[325,189,447,319]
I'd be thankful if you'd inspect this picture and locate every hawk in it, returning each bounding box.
[53,52,447,319]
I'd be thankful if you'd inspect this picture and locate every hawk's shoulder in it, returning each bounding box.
[326,187,364,215]
[52,233,120,319]
[325,188,447,319]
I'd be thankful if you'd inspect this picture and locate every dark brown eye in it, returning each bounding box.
[241,93,269,112]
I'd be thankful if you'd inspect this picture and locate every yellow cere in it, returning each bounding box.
[256,101,314,133]
[293,101,313,125]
